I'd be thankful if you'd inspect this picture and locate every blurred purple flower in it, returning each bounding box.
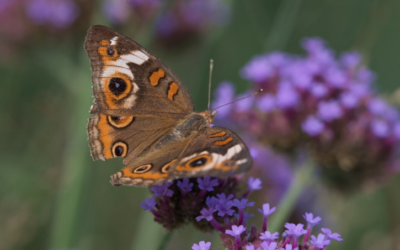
[310,234,331,248]
[26,0,78,28]
[192,241,211,250]
[103,0,131,24]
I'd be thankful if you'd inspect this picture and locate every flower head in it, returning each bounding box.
[198,176,219,191]
[303,212,321,227]
[151,182,174,197]
[258,203,276,217]
[192,241,211,250]
[225,225,246,237]
[321,228,343,241]
[310,233,331,248]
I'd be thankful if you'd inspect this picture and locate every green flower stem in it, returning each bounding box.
[130,209,166,250]
[269,159,315,232]
[264,0,304,51]
[157,231,174,250]
[48,51,92,249]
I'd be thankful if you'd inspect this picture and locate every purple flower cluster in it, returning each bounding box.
[26,0,79,28]
[154,0,230,44]
[140,176,254,231]
[213,38,400,189]
[193,198,342,250]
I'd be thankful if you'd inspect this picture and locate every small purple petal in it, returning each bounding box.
[232,199,255,209]
[321,228,343,241]
[196,207,216,222]
[225,225,246,237]
[192,241,212,250]
[310,233,331,248]
[317,100,343,122]
[197,176,219,191]
[303,212,321,227]
[151,182,174,197]
[259,231,279,241]
[302,115,324,136]
[248,177,262,191]
[177,178,193,192]
[258,203,276,217]
[140,197,156,211]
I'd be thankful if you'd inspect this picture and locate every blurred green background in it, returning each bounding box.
[1,0,400,249]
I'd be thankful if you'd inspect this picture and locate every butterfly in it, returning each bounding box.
[84,25,252,187]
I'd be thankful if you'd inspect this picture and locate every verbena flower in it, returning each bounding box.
[154,0,230,44]
[192,241,211,250]
[212,37,400,190]
[141,176,246,231]
[26,0,79,28]
[193,192,342,250]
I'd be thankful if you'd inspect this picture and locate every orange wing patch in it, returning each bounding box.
[214,137,233,146]
[167,82,179,100]
[149,68,165,86]
[209,131,227,138]
[121,165,168,180]
[97,114,115,159]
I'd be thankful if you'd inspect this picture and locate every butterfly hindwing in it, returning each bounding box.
[110,127,252,187]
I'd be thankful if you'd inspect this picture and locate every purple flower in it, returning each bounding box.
[241,54,273,83]
[247,177,262,191]
[258,203,276,217]
[196,208,216,222]
[215,200,235,217]
[340,51,361,68]
[260,241,277,250]
[245,245,256,250]
[257,94,276,112]
[192,241,211,250]
[225,225,246,237]
[276,82,299,108]
[368,98,388,115]
[310,234,331,248]
[26,0,78,28]
[103,0,131,24]
[232,199,255,209]
[310,83,328,98]
[211,81,235,117]
[259,231,279,241]
[303,212,321,227]
[301,37,326,54]
[302,116,324,136]
[177,178,193,192]
[340,92,359,108]
[317,100,343,121]
[197,176,219,191]
[206,196,219,208]
[321,228,343,241]
[140,197,156,211]
[284,223,307,237]
[151,182,174,197]
[281,244,298,250]
[216,193,234,203]
[371,119,389,138]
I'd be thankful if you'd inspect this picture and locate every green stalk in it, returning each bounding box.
[130,209,166,250]
[48,51,92,248]
[264,0,304,51]
[157,231,174,250]
[269,159,315,232]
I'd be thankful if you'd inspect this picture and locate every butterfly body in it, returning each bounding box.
[85,25,252,187]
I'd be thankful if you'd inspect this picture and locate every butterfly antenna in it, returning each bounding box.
[213,89,264,111]
[207,59,214,110]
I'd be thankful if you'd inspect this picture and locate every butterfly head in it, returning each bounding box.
[199,110,217,126]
